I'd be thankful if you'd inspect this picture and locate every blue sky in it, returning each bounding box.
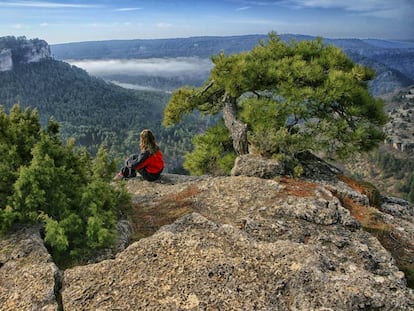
[0,0,413,44]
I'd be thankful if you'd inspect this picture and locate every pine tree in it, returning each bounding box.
[163,33,388,174]
[183,121,235,175]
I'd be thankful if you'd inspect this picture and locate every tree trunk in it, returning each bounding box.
[222,93,249,155]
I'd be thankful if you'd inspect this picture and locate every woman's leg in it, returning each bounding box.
[137,168,161,181]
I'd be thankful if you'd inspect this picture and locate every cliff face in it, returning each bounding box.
[0,49,12,72]
[22,39,51,63]
[1,155,413,310]
[0,37,51,71]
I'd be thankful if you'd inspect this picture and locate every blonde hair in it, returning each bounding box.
[140,129,158,155]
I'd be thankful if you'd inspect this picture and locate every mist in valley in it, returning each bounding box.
[67,57,213,91]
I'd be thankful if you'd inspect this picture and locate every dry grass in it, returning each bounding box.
[335,175,414,288]
[130,185,200,241]
[339,174,382,207]
[278,176,319,197]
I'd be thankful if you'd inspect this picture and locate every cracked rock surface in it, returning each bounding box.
[0,226,60,311]
[1,160,414,310]
[61,174,414,310]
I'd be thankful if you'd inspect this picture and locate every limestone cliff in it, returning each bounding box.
[22,40,50,63]
[1,155,413,310]
[0,49,12,72]
[0,36,51,71]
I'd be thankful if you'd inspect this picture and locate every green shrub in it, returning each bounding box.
[1,104,127,266]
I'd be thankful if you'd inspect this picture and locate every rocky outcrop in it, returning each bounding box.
[22,39,50,63]
[0,36,51,72]
[231,152,342,181]
[0,226,60,311]
[0,48,12,71]
[231,154,288,178]
[61,172,414,310]
[1,156,414,310]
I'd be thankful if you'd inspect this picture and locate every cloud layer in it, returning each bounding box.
[69,57,213,78]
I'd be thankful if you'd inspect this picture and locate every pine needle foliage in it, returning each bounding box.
[0,104,128,264]
[163,33,388,175]
[183,121,236,176]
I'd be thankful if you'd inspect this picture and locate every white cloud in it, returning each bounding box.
[0,1,101,8]
[288,0,411,19]
[115,7,142,12]
[236,6,251,11]
[156,22,173,28]
[12,23,25,29]
[290,0,385,11]
[230,1,279,5]
[232,0,412,19]
[109,81,160,92]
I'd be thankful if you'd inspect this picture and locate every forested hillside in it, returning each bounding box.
[51,35,270,59]
[343,86,414,202]
[0,58,206,172]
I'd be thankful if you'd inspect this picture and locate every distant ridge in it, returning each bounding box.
[51,34,414,60]
[51,34,269,60]
[362,39,414,49]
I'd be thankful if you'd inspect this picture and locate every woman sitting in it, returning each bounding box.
[114,129,164,182]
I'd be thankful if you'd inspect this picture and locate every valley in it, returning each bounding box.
[2,34,414,199]
[52,34,414,96]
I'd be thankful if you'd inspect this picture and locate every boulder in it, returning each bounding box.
[0,226,60,311]
[231,154,287,178]
[231,152,341,181]
[381,196,414,220]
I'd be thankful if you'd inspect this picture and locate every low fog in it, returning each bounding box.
[68,57,213,78]
[67,57,213,91]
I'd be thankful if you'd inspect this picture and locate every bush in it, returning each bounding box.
[0,104,127,265]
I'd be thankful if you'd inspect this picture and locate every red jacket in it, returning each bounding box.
[127,149,164,174]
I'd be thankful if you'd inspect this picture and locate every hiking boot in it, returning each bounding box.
[112,172,124,181]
